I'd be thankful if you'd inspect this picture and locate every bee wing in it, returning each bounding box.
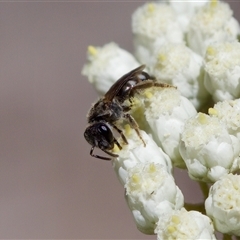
[103,65,146,101]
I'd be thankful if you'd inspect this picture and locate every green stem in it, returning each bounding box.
[223,234,232,240]
[198,181,209,200]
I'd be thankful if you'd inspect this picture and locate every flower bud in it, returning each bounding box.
[204,42,240,102]
[180,113,240,182]
[155,208,216,239]
[205,174,240,236]
[208,99,240,141]
[149,43,209,109]
[167,0,210,32]
[187,1,240,56]
[144,87,197,168]
[132,2,184,65]
[125,162,183,234]
[82,42,139,94]
[112,127,172,185]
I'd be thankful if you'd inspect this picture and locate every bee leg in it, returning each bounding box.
[122,105,132,112]
[131,80,175,92]
[112,125,128,145]
[124,113,146,147]
[113,137,122,150]
[131,80,153,92]
[101,138,122,159]
[103,149,119,158]
[153,82,176,88]
[90,146,116,161]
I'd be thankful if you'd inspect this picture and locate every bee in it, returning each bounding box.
[84,65,172,160]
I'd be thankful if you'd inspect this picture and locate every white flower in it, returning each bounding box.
[187,1,240,56]
[209,99,240,140]
[81,42,139,95]
[179,113,240,182]
[155,208,216,240]
[149,43,210,109]
[205,174,240,236]
[132,2,184,65]
[144,87,197,168]
[204,42,240,102]
[112,126,172,186]
[125,162,184,234]
[167,0,210,32]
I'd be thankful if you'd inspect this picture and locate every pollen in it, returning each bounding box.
[208,107,218,116]
[167,225,176,233]
[147,3,155,13]
[124,124,132,136]
[210,0,218,8]
[131,174,140,184]
[148,163,157,173]
[158,53,166,63]
[131,97,140,107]
[197,113,208,125]
[171,215,180,224]
[112,143,120,153]
[206,46,216,57]
[144,90,153,99]
[87,45,98,56]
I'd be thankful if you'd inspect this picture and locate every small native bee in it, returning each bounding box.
[84,65,172,160]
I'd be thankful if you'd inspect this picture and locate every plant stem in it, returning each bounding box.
[223,234,232,240]
[184,202,205,214]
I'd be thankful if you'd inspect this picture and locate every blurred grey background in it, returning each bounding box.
[0,1,239,239]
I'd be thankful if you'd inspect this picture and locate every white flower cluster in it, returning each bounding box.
[82,0,240,110]
[144,87,197,168]
[149,43,210,109]
[125,162,184,234]
[205,174,240,236]
[180,112,240,183]
[186,1,240,56]
[132,2,184,65]
[82,0,240,239]
[208,99,240,140]
[204,42,240,102]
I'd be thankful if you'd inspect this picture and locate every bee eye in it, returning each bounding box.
[99,124,108,132]
[98,124,113,140]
